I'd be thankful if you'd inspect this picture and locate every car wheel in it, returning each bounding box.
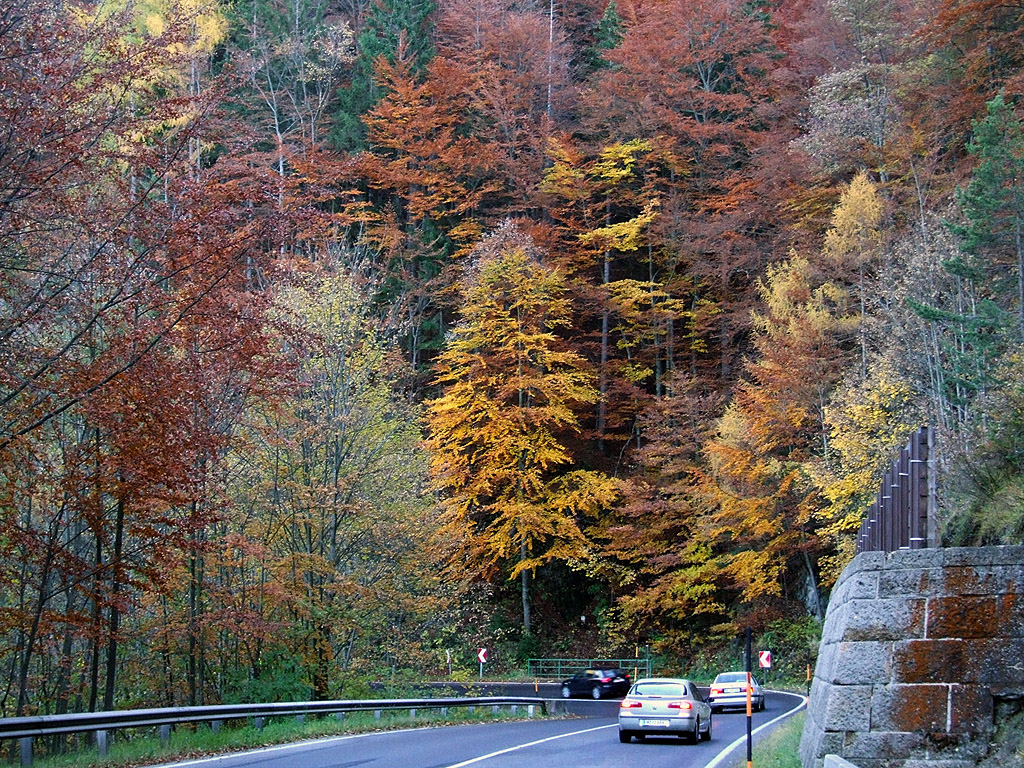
[561,685,571,699]
[619,730,632,743]
[703,714,713,741]
[689,717,701,744]
[591,685,602,699]
[758,697,765,712]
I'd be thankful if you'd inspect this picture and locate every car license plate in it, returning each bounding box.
[726,687,741,693]
[639,719,670,727]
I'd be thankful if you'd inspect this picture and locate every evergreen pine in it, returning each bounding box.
[950,93,1024,342]
[331,0,435,151]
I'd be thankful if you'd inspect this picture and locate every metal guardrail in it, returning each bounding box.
[1,696,550,766]
[527,658,652,679]
[857,426,936,553]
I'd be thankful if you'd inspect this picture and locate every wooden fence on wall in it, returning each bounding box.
[856,426,935,553]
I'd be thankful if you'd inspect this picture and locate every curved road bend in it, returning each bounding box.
[153,691,806,768]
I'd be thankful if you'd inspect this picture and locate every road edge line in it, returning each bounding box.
[703,691,808,768]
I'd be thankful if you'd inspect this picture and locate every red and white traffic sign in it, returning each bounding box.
[477,647,488,664]
[758,650,772,669]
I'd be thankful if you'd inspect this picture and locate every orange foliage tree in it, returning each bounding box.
[703,256,858,622]
[426,222,618,635]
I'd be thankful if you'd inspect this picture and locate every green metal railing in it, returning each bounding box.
[527,657,652,679]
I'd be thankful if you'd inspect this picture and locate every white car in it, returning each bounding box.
[707,671,765,712]
[618,678,713,743]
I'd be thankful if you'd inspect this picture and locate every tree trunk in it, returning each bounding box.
[520,544,532,636]
[102,497,125,711]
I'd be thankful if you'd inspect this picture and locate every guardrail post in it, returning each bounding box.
[492,705,499,716]
[210,720,222,733]
[468,706,475,714]
[511,705,518,714]
[295,715,304,725]
[96,730,110,758]
[19,737,32,767]
[253,717,265,730]
[160,724,171,746]
[441,707,448,717]
[528,705,535,717]
[374,709,382,720]
[335,712,346,722]
[409,709,416,720]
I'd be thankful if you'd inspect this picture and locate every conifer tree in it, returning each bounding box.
[332,0,435,150]
[585,0,623,71]
[951,93,1024,343]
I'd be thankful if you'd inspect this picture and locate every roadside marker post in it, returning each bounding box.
[478,647,488,679]
[746,628,753,768]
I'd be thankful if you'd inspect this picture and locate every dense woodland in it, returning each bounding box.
[2,0,1023,716]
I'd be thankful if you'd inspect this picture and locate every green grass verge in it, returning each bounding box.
[743,710,806,768]
[24,706,552,768]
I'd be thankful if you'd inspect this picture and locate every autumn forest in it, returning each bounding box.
[2,0,1023,717]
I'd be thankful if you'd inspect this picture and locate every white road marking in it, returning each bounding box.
[440,723,617,767]
[156,692,808,768]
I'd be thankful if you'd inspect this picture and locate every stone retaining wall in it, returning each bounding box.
[800,546,1024,768]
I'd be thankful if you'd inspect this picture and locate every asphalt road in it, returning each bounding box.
[152,691,805,768]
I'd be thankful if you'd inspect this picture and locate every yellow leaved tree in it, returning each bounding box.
[426,222,619,636]
[703,255,858,621]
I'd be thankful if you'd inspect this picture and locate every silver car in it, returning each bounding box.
[707,671,765,712]
[618,677,713,743]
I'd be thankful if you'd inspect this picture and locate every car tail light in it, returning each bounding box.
[600,677,612,683]
[620,700,643,709]
[711,687,724,695]
[667,701,693,710]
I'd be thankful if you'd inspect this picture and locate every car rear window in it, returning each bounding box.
[716,673,747,683]
[635,682,686,697]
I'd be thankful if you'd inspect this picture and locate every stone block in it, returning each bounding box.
[850,552,888,573]
[870,683,949,732]
[967,639,1024,684]
[940,565,1024,597]
[887,549,945,570]
[809,676,830,715]
[842,730,927,759]
[842,570,881,601]
[878,568,944,599]
[822,685,873,731]
[892,639,971,684]
[829,641,892,685]
[824,604,849,644]
[922,732,991,761]
[901,760,975,768]
[815,642,837,680]
[948,684,994,734]
[942,545,1024,568]
[807,730,848,761]
[926,594,1023,639]
[843,598,926,642]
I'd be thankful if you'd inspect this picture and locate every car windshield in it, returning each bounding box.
[634,682,686,697]
[716,673,748,683]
